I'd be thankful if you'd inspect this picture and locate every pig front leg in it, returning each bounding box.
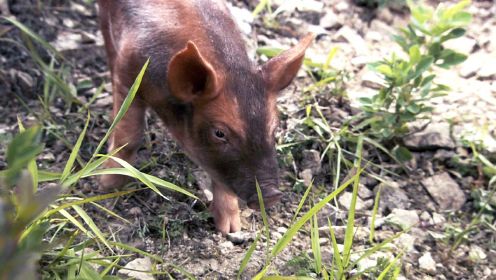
[210,181,241,234]
[99,77,146,191]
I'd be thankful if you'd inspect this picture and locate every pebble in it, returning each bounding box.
[338,191,366,211]
[403,123,456,150]
[418,252,436,274]
[226,231,255,245]
[421,172,466,211]
[386,209,419,230]
[119,258,155,280]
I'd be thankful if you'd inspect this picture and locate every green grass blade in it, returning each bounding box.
[72,205,112,252]
[311,211,322,274]
[108,241,164,263]
[88,167,197,199]
[43,189,142,219]
[343,137,363,267]
[376,252,403,280]
[327,218,344,278]
[369,185,382,244]
[61,111,90,184]
[100,257,121,277]
[3,16,62,59]
[291,180,313,224]
[237,231,261,280]
[271,169,361,257]
[58,208,91,236]
[92,59,150,158]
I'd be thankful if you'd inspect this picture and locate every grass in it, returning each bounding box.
[2,0,494,279]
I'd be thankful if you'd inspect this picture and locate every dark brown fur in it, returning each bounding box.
[97,0,313,234]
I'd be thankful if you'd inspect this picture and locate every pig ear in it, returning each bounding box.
[167,41,218,103]
[261,33,314,93]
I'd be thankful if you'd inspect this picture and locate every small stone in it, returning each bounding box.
[358,184,374,199]
[276,227,287,234]
[393,233,416,252]
[301,149,322,174]
[459,51,486,78]
[15,70,34,92]
[338,191,366,211]
[403,123,455,150]
[299,169,313,187]
[119,258,155,280]
[335,1,350,12]
[361,71,385,89]
[478,58,496,79]
[320,10,341,29]
[219,240,234,254]
[129,207,142,216]
[443,37,477,55]
[319,226,369,242]
[432,213,445,225]
[227,3,253,35]
[420,211,432,222]
[374,182,410,212]
[418,252,436,273]
[226,231,255,245]
[421,173,466,211]
[365,31,382,42]
[386,209,419,230]
[468,245,487,261]
[335,26,367,54]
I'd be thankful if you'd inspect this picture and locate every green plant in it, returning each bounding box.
[358,0,472,146]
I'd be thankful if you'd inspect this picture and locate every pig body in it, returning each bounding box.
[97,0,313,234]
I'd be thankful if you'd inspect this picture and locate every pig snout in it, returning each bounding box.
[246,185,283,210]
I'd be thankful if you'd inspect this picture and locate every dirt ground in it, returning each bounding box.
[0,0,495,279]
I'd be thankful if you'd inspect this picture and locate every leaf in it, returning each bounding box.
[392,146,413,162]
[408,45,421,65]
[440,28,466,42]
[60,111,90,184]
[92,59,149,158]
[412,56,434,80]
[5,126,43,185]
[406,103,420,114]
[437,50,467,68]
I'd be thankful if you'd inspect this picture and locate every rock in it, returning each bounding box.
[386,209,419,230]
[365,31,382,42]
[403,123,455,150]
[361,71,385,89]
[319,226,369,242]
[393,233,416,252]
[119,257,155,280]
[226,231,255,245]
[218,240,234,254]
[300,149,322,174]
[418,252,436,273]
[338,191,366,211]
[376,8,394,24]
[335,1,350,12]
[320,10,341,29]
[227,3,253,35]
[192,170,212,202]
[478,57,496,79]
[299,169,313,186]
[459,51,486,78]
[374,182,410,212]
[432,213,445,225]
[15,70,34,92]
[351,56,374,67]
[421,173,466,211]
[419,211,433,225]
[358,184,374,199]
[443,37,477,55]
[335,26,367,55]
[52,31,81,51]
[468,245,487,261]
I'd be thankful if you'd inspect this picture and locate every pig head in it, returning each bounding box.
[97,0,313,234]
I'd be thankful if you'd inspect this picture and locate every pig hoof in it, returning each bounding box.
[212,209,241,235]
[98,174,130,191]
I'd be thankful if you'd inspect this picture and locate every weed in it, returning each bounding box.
[358,0,472,151]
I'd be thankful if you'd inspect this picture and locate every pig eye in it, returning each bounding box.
[214,129,225,139]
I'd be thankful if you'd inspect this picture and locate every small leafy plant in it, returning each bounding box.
[358,0,472,144]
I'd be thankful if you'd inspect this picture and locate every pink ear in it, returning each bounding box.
[167,41,218,103]
[261,33,315,93]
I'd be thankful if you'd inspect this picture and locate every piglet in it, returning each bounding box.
[97,0,313,234]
